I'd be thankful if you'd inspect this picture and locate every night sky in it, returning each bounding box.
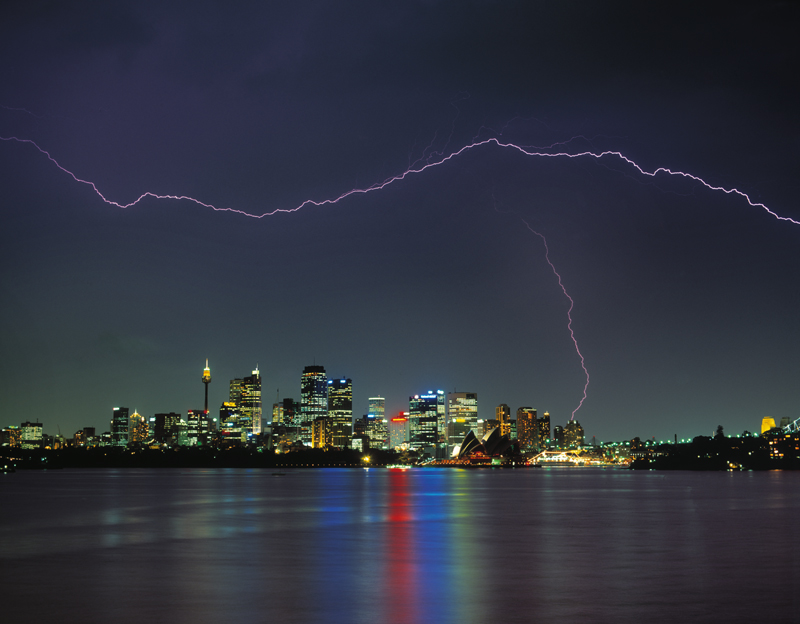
[1,1,798,442]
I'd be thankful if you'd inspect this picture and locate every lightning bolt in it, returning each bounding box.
[521,220,589,421]
[1,135,797,226]
[3,129,796,424]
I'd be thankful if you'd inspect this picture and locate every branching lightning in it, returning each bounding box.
[3,128,797,422]
[521,220,589,421]
[2,134,797,225]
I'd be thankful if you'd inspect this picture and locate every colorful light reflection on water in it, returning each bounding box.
[2,468,800,623]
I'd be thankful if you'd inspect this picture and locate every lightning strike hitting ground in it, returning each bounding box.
[521,220,589,420]
[2,130,796,421]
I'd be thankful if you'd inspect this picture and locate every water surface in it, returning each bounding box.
[1,467,798,623]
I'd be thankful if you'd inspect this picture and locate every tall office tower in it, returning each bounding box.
[327,378,353,449]
[564,419,584,448]
[388,414,409,449]
[367,397,387,449]
[272,402,284,426]
[1,426,21,448]
[553,425,564,447]
[111,407,129,446]
[409,391,444,453]
[538,411,551,448]
[152,412,182,444]
[496,404,511,438]
[129,411,148,444]
[281,398,300,427]
[20,421,43,449]
[447,392,478,453]
[187,409,212,446]
[301,365,327,445]
[312,416,333,448]
[240,367,262,436]
[202,359,212,413]
[516,407,538,450]
[229,378,243,407]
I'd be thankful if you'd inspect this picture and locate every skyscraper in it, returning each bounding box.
[367,396,387,449]
[447,392,478,454]
[240,367,262,436]
[328,377,353,449]
[409,391,444,454]
[564,419,584,448]
[516,407,537,450]
[496,404,511,438]
[388,414,409,449]
[538,411,551,448]
[129,410,148,444]
[111,407,129,447]
[301,365,327,445]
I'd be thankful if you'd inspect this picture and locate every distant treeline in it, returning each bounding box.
[0,446,402,470]
[631,432,800,470]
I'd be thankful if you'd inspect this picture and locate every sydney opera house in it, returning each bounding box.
[436,427,521,466]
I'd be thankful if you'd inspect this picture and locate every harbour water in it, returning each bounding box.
[1,467,799,623]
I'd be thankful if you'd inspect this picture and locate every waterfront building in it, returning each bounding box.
[538,411,551,448]
[240,367,262,436]
[483,419,500,436]
[129,411,148,444]
[1,426,21,448]
[367,396,388,449]
[111,407,129,447]
[20,421,43,449]
[301,366,327,445]
[328,378,353,449]
[516,407,537,450]
[187,409,214,446]
[312,416,333,448]
[152,412,182,445]
[564,419,584,448]
[496,404,511,438]
[553,425,564,447]
[447,392,478,454]
[410,391,444,455]
[389,414,409,449]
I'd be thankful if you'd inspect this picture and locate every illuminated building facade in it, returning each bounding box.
[496,404,511,438]
[553,425,564,447]
[187,409,214,446]
[516,407,537,450]
[328,378,353,449]
[564,419,584,448]
[129,411,148,444]
[301,365,327,445]
[20,421,43,449]
[538,411,551,448]
[367,396,387,449]
[240,367,262,436]
[761,416,777,433]
[1,426,21,448]
[389,414,409,448]
[447,392,478,453]
[152,412,181,445]
[410,391,444,453]
[111,407,129,447]
[483,419,500,436]
[271,398,300,427]
[312,416,333,448]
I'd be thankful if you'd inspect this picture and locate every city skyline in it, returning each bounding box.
[1,3,798,442]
